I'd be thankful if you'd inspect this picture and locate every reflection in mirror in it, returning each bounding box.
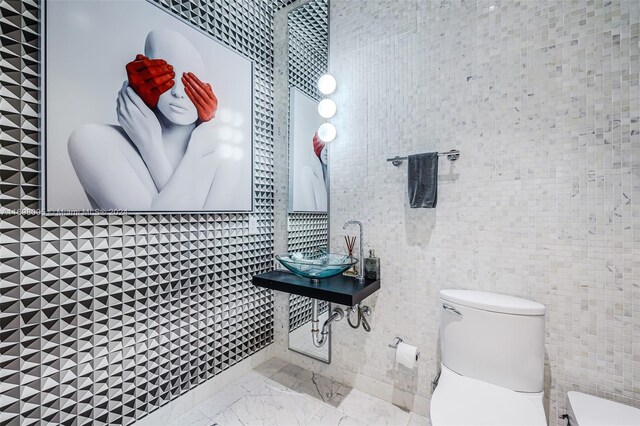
[285,0,330,362]
[286,213,329,362]
[288,295,330,362]
[289,88,327,212]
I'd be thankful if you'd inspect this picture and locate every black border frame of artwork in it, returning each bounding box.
[40,0,256,215]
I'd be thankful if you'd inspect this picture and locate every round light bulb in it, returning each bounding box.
[317,123,336,142]
[318,74,337,95]
[317,99,337,119]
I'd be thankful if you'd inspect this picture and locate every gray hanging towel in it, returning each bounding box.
[408,152,438,208]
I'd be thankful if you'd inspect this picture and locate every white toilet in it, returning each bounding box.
[430,289,548,426]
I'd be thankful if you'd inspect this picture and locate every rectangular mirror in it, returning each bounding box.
[283,0,330,363]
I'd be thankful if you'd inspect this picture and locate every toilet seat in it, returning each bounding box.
[431,365,547,426]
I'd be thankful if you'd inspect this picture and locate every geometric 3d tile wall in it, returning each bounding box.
[0,0,295,424]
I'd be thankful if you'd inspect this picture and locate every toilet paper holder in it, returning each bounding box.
[389,337,420,361]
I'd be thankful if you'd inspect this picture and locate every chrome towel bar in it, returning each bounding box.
[386,150,460,166]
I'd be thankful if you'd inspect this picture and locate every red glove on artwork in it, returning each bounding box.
[182,72,218,122]
[126,54,175,108]
[312,132,325,158]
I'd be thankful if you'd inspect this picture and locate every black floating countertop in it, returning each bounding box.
[252,270,380,306]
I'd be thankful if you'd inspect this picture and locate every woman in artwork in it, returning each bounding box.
[68,29,238,211]
[298,132,328,211]
[313,132,328,189]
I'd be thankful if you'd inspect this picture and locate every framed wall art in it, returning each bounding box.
[43,0,254,212]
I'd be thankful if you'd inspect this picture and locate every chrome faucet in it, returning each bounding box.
[343,220,365,283]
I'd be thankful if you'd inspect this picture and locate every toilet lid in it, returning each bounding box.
[431,365,547,426]
[567,391,640,426]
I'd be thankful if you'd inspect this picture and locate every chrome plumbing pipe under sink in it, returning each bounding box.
[311,299,344,348]
[346,304,372,332]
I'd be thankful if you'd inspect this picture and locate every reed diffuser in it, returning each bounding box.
[343,235,358,277]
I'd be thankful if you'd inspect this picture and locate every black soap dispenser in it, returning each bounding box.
[364,249,380,280]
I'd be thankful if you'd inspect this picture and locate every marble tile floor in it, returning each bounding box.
[166,358,430,426]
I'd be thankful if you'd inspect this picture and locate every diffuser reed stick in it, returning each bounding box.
[344,235,358,277]
[344,235,356,257]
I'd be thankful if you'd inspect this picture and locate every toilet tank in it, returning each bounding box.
[439,289,546,393]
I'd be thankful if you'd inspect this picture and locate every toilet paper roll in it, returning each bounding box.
[395,342,417,368]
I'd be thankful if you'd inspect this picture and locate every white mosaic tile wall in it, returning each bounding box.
[327,0,640,423]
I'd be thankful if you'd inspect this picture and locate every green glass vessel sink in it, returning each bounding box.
[276,251,357,282]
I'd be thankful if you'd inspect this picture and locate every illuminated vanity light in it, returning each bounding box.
[318,99,337,118]
[317,122,336,142]
[318,73,336,95]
